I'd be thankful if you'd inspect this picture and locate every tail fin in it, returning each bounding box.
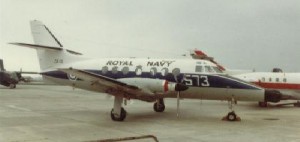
[0,59,5,71]
[10,20,85,71]
[30,20,63,47]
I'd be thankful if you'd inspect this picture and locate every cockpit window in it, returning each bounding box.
[195,66,203,72]
[204,66,214,73]
[212,66,222,73]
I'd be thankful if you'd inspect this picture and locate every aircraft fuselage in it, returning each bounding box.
[41,58,267,102]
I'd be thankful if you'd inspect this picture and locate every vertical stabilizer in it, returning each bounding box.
[30,20,63,47]
[29,20,85,71]
[10,20,86,71]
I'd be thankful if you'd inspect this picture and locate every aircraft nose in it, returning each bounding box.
[264,89,282,103]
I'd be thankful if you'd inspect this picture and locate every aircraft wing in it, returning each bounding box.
[58,68,155,102]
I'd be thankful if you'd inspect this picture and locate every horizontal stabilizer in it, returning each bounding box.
[10,42,62,51]
[9,42,82,55]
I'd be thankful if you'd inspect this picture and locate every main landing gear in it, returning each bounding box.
[110,97,166,121]
[153,99,165,112]
[110,96,127,121]
[222,96,241,121]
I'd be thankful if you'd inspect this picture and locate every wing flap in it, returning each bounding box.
[58,68,150,98]
[59,68,138,89]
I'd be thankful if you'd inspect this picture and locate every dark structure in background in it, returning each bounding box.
[0,59,38,89]
[0,59,19,88]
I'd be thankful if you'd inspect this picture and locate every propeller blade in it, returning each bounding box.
[177,91,180,118]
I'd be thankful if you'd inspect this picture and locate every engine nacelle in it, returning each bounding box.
[138,79,178,93]
[264,89,282,103]
[118,78,188,94]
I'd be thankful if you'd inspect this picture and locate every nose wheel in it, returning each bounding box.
[222,96,241,121]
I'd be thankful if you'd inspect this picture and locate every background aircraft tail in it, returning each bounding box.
[190,49,226,71]
[0,59,5,71]
[11,20,86,71]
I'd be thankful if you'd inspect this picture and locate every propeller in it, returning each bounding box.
[174,82,188,118]
[177,91,180,118]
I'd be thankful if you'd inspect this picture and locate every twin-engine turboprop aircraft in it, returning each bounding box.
[10,20,282,121]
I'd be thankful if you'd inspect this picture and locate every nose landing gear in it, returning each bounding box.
[222,96,241,121]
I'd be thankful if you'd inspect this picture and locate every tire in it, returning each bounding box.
[227,111,237,121]
[9,84,16,89]
[111,107,126,121]
[153,102,165,112]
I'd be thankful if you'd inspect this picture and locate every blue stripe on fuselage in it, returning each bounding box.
[42,70,260,90]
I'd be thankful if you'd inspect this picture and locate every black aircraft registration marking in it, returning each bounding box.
[106,60,133,66]
[147,60,175,67]
[105,60,175,67]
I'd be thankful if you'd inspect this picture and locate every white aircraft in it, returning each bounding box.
[190,49,300,107]
[10,20,282,121]
[234,71,300,107]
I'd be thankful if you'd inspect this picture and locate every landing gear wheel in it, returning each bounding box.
[111,107,127,121]
[153,102,165,112]
[222,96,241,121]
[9,84,16,89]
[227,111,237,121]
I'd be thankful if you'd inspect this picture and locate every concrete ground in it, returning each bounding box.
[0,85,299,142]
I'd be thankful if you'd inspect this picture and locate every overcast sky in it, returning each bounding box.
[0,0,299,72]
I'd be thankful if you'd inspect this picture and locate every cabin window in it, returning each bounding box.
[112,66,118,74]
[269,78,272,82]
[102,66,108,74]
[150,67,157,76]
[262,77,265,82]
[204,66,213,72]
[276,78,280,82]
[135,65,142,76]
[172,68,180,77]
[122,67,129,75]
[283,78,287,82]
[161,68,169,76]
[195,66,203,72]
